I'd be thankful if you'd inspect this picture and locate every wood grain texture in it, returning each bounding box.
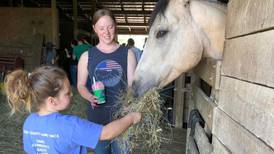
[222,30,274,88]
[213,108,274,154]
[226,0,274,38]
[219,76,274,148]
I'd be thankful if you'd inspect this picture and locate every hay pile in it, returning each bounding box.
[0,89,87,153]
[0,93,26,153]
[114,88,172,153]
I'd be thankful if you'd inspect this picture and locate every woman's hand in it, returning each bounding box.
[88,95,99,108]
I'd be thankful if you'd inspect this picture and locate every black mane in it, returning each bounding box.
[149,0,170,27]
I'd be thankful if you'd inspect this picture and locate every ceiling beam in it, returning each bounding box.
[73,9,153,15]
[117,29,148,35]
[117,23,148,26]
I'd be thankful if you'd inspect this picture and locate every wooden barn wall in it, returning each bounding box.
[212,0,274,153]
[184,58,220,153]
[222,30,274,87]
[226,0,274,38]
[0,8,58,71]
[218,76,274,148]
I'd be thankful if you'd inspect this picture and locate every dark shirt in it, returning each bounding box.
[87,46,128,125]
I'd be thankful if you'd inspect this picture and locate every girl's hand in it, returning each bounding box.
[129,112,142,124]
[123,106,130,112]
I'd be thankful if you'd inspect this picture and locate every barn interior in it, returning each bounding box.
[0,0,186,153]
[0,0,160,71]
[0,0,260,154]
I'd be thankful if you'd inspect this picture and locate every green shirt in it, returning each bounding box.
[73,44,92,60]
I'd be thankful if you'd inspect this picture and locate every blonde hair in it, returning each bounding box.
[4,65,67,115]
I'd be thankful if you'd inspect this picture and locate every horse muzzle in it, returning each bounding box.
[132,78,159,98]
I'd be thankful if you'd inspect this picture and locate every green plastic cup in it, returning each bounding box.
[93,88,105,104]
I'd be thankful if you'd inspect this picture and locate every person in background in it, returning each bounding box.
[73,38,92,61]
[66,40,78,87]
[77,9,137,154]
[73,38,93,88]
[4,65,141,154]
[127,38,142,63]
[56,48,70,77]
[43,42,57,65]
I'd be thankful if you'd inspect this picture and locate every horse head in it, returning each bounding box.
[132,0,226,97]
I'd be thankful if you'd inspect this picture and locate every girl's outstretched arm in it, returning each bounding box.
[100,112,141,140]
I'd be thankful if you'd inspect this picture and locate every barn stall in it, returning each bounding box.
[174,0,274,153]
[0,0,186,153]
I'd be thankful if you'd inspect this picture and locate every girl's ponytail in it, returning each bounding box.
[4,70,32,115]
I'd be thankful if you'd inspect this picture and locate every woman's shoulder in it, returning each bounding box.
[78,51,89,61]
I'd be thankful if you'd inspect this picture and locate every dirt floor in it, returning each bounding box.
[0,91,186,154]
[158,128,186,154]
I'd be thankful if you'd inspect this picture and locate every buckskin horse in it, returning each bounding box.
[132,0,226,97]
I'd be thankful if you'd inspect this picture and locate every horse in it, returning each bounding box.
[132,0,226,97]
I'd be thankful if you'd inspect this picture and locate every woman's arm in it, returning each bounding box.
[77,52,98,107]
[65,48,71,58]
[127,49,137,87]
[100,112,141,140]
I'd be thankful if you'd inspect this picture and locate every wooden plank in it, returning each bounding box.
[194,58,216,87]
[193,87,217,131]
[186,136,199,154]
[212,135,231,154]
[194,123,213,154]
[185,88,196,154]
[51,0,59,48]
[183,82,193,124]
[213,108,274,154]
[222,30,274,88]
[214,61,222,90]
[219,76,274,148]
[173,74,185,128]
[226,0,274,38]
[73,0,78,39]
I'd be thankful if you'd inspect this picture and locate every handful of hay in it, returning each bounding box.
[114,88,172,153]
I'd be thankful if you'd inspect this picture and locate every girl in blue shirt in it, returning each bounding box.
[4,65,141,154]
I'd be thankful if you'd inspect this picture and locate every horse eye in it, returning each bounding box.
[185,0,190,7]
[156,30,168,39]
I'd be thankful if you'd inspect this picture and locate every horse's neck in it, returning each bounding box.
[190,0,227,59]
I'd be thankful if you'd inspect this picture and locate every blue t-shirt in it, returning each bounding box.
[23,112,103,154]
